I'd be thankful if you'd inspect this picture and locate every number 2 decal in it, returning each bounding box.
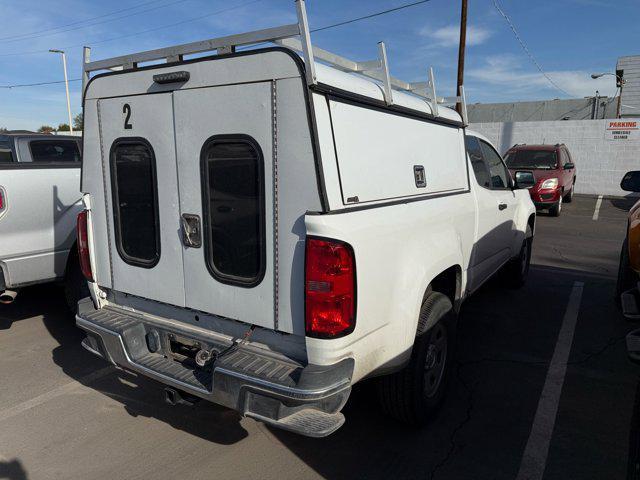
[123,103,133,130]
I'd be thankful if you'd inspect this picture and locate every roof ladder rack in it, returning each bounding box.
[82,0,468,125]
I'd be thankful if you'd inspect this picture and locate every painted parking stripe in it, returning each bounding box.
[0,366,114,424]
[592,195,603,221]
[516,281,584,480]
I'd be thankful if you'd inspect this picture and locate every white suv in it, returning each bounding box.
[75,4,535,437]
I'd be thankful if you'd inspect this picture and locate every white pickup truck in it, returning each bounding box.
[0,131,87,307]
[75,1,535,437]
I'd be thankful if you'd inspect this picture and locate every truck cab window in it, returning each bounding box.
[201,136,265,286]
[110,138,160,267]
[479,140,509,189]
[465,135,491,188]
[0,142,13,162]
[29,140,80,163]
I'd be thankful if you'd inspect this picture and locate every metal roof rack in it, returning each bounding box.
[82,0,468,125]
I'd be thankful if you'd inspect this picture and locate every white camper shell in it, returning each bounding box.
[76,0,535,437]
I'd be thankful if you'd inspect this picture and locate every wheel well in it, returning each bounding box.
[424,265,461,306]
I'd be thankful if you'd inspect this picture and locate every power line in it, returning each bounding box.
[0,79,81,89]
[0,0,432,88]
[0,0,169,42]
[491,0,573,97]
[0,0,192,44]
[0,0,264,57]
[311,0,432,33]
[237,0,432,51]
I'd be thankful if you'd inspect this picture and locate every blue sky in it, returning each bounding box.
[0,0,638,130]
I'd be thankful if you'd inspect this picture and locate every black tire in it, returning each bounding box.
[617,238,636,304]
[64,251,90,313]
[549,194,563,217]
[506,228,533,288]
[564,184,574,203]
[376,292,455,425]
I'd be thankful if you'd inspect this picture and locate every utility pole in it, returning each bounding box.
[456,0,468,116]
[49,49,74,134]
[591,72,625,119]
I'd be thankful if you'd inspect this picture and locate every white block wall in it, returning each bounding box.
[470,119,640,197]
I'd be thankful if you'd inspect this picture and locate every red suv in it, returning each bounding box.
[504,144,576,216]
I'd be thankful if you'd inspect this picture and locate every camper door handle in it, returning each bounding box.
[181,214,202,248]
[498,203,508,211]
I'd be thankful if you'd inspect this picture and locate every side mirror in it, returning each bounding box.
[627,329,640,365]
[563,162,575,170]
[621,171,640,193]
[514,171,535,189]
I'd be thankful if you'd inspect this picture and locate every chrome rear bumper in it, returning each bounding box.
[76,298,353,437]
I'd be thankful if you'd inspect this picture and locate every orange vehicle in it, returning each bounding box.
[617,170,640,318]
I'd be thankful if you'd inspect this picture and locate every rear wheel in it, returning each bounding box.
[376,292,455,425]
[549,194,563,216]
[506,228,533,288]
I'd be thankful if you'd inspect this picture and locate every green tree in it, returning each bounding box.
[0,127,7,133]
[37,125,55,133]
[73,113,83,131]
[57,123,70,132]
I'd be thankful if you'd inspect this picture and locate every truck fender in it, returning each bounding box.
[405,250,464,347]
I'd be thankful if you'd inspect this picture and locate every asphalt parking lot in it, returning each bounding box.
[0,194,637,480]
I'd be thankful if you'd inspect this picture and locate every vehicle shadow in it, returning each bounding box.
[30,286,249,446]
[265,272,549,480]
[0,459,28,480]
[0,284,59,330]
[609,195,638,213]
[268,264,630,480]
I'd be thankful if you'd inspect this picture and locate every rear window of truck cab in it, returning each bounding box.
[29,139,81,164]
[0,142,13,162]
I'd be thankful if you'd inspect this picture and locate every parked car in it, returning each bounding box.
[504,143,577,216]
[616,170,640,318]
[0,131,88,308]
[75,16,536,438]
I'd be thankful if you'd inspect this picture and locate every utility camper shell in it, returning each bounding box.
[76,0,534,437]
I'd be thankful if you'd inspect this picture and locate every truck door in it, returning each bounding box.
[97,94,185,307]
[173,82,276,330]
[478,139,519,255]
[466,135,515,291]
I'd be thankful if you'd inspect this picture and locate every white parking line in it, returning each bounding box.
[592,195,603,221]
[0,366,114,424]
[516,281,584,480]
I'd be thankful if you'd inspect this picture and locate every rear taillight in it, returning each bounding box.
[0,188,5,210]
[77,210,94,282]
[305,237,356,338]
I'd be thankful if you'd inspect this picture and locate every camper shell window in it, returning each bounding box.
[200,135,265,287]
[110,138,161,268]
